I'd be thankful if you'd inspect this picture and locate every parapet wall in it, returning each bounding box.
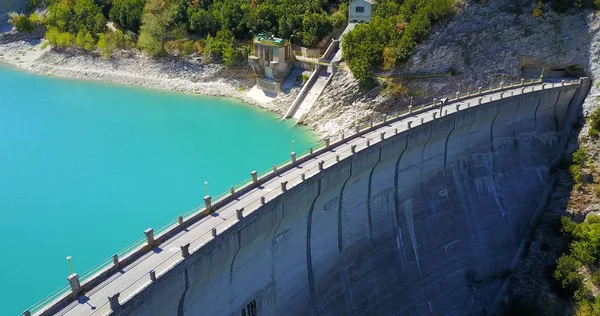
[113,80,589,315]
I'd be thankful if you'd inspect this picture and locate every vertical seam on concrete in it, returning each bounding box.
[337,162,354,312]
[366,148,383,242]
[306,179,321,315]
[489,103,514,246]
[270,202,285,314]
[553,90,562,132]
[177,268,190,316]
[229,232,242,284]
[533,94,544,165]
[419,125,432,195]
[393,136,409,273]
[443,118,456,174]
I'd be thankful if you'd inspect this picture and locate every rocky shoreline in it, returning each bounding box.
[0,38,303,128]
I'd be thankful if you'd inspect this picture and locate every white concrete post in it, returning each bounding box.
[301,173,306,181]
[383,114,388,123]
[478,86,482,94]
[351,145,357,154]
[236,208,244,220]
[478,98,483,105]
[500,92,504,98]
[318,161,325,171]
[336,155,340,162]
[341,133,345,140]
[408,121,412,129]
[370,119,374,128]
[144,229,154,246]
[380,132,385,140]
[23,311,31,316]
[178,215,184,225]
[230,186,235,195]
[112,254,119,266]
[291,152,297,164]
[456,104,460,111]
[433,112,437,119]
[204,196,212,210]
[324,138,330,147]
[281,181,288,192]
[67,273,82,298]
[108,293,120,312]
[561,80,566,86]
[395,128,399,134]
[251,171,258,183]
[408,105,413,113]
[309,148,313,155]
[261,196,266,204]
[520,78,524,85]
[366,140,371,147]
[420,118,424,124]
[272,165,278,172]
[150,270,156,281]
[444,110,448,116]
[211,228,217,237]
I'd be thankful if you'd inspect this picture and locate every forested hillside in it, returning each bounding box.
[9,0,600,83]
[14,0,347,62]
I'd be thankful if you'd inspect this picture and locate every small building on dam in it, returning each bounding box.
[33,78,591,316]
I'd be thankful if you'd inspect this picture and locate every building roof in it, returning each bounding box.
[351,0,377,4]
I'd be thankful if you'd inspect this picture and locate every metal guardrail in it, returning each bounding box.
[25,77,584,316]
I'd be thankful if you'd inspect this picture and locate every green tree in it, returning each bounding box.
[204,29,234,61]
[11,14,35,33]
[96,32,113,57]
[554,254,583,293]
[45,0,106,36]
[300,12,332,47]
[138,0,182,56]
[110,0,146,32]
[188,7,219,37]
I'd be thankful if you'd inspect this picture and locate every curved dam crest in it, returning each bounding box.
[42,79,590,316]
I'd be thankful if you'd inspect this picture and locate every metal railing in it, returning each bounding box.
[25,77,584,316]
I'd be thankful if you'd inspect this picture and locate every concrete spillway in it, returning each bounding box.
[37,79,590,316]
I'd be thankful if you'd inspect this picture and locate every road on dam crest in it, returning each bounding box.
[33,78,591,316]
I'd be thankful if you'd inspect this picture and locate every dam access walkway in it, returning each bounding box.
[31,79,581,316]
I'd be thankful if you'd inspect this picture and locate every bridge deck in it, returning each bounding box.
[40,82,565,316]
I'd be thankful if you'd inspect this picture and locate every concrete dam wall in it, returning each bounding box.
[50,80,589,316]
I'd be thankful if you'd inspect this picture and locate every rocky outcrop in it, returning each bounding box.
[305,1,599,137]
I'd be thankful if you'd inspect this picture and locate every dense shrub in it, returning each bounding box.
[45,0,107,36]
[8,13,35,33]
[573,149,589,168]
[554,254,583,293]
[109,0,146,32]
[342,0,456,83]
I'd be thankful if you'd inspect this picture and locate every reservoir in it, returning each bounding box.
[0,66,316,315]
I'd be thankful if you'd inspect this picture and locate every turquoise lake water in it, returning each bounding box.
[0,66,317,315]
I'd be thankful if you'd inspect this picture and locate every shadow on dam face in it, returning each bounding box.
[117,81,590,316]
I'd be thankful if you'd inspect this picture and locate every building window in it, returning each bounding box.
[355,6,365,13]
[241,299,257,316]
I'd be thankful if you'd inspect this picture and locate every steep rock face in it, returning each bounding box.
[305,1,598,137]
[117,82,589,316]
[0,0,27,32]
